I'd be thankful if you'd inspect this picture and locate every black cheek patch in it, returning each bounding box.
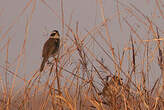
[50,33,56,36]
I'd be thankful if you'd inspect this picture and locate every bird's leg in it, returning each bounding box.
[47,57,58,67]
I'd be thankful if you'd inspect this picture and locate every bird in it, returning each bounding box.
[40,30,60,72]
[102,75,123,97]
[97,75,123,108]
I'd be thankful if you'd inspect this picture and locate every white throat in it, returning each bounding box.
[50,34,59,39]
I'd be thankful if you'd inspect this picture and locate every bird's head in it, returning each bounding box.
[50,30,60,39]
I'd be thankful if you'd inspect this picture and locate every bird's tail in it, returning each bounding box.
[40,58,47,72]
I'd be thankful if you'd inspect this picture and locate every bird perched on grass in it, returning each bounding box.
[97,75,123,108]
[102,75,123,97]
[40,30,60,72]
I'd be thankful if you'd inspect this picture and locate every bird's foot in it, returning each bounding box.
[47,60,54,66]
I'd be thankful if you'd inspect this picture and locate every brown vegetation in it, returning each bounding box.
[1,0,164,110]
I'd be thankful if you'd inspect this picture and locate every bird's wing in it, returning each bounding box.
[42,39,55,58]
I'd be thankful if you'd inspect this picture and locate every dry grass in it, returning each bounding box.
[0,0,164,110]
